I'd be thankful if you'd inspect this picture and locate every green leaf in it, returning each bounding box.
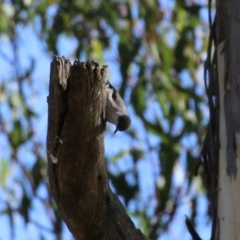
[19,190,31,224]
[31,157,47,189]
[131,79,147,116]
[0,158,10,186]
[11,120,23,149]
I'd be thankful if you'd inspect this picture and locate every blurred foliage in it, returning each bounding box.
[0,0,210,239]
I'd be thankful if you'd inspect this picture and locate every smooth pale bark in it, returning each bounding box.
[217,1,240,239]
[46,56,146,240]
[217,40,240,240]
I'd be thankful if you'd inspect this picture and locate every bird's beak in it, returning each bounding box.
[114,127,118,134]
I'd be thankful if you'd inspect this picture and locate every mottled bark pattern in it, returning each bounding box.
[218,0,240,177]
[47,56,146,240]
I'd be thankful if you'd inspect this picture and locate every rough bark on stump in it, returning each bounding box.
[46,56,146,240]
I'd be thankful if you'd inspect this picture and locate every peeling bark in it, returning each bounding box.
[46,56,146,240]
[198,1,240,239]
[216,0,240,239]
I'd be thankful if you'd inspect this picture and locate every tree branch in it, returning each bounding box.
[47,56,147,240]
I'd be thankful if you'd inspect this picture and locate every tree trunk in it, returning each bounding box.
[46,56,146,240]
[216,1,240,239]
[187,1,240,239]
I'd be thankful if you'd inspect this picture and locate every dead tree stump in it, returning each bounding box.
[46,56,147,240]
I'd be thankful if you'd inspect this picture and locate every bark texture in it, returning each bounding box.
[46,56,146,240]
[217,0,240,177]
[216,0,240,239]
[195,1,240,239]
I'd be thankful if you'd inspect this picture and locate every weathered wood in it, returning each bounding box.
[47,56,146,240]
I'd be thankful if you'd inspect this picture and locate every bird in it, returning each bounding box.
[105,81,131,134]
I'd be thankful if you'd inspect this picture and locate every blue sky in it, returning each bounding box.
[0,1,213,239]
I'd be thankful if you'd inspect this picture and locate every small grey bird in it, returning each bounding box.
[105,81,131,134]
